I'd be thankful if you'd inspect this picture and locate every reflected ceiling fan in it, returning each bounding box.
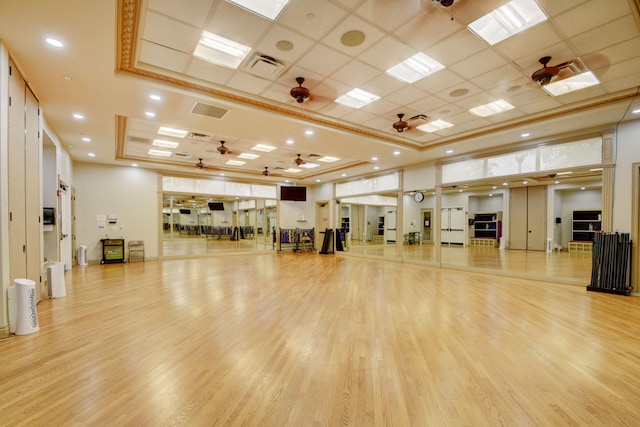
[392,113,428,133]
[531,56,575,86]
[216,140,231,155]
[294,154,305,166]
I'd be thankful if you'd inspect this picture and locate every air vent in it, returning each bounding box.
[129,136,151,144]
[245,53,286,78]
[174,152,192,159]
[188,131,212,142]
[191,102,229,119]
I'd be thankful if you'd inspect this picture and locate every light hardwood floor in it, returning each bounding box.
[2,254,640,426]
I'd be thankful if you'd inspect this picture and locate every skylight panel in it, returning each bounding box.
[194,31,251,69]
[467,0,547,45]
[386,52,445,84]
[226,0,290,21]
[335,88,380,109]
[158,126,188,138]
[542,72,600,96]
[251,144,277,152]
[469,100,515,117]
[416,119,454,133]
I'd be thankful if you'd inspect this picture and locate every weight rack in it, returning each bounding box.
[587,232,633,295]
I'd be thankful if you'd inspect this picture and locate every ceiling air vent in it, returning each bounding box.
[188,131,212,142]
[245,53,286,78]
[191,102,229,119]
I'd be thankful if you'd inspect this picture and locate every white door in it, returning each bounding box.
[59,181,73,270]
[386,210,397,242]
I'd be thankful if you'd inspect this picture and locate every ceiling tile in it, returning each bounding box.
[355,0,426,33]
[358,36,417,72]
[138,40,191,74]
[552,0,631,38]
[385,85,428,106]
[321,14,386,57]
[393,9,464,51]
[360,98,401,117]
[253,24,316,64]
[494,22,564,62]
[297,44,351,76]
[426,29,488,67]
[185,58,235,86]
[341,109,378,125]
[330,60,381,87]
[142,11,202,53]
[278,1,349,40]
[147,0,213,27]
[226,71,273,95]
[448,49,508,81]
[205,1,271,47]
[570,15,640,54]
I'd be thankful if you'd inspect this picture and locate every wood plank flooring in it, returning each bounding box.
[2,254,640,426]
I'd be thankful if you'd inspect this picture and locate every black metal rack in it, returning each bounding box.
[587,232,632,295]
[100,238,125,264]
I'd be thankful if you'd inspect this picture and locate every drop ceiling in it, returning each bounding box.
[1,0,639,184]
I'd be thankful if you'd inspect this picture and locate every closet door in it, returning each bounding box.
[526,185,547,250]
[8,61,27,282]
[509,187,528,250]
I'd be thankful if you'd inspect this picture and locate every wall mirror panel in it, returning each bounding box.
[402,191,436,265]
[162,193,276,257]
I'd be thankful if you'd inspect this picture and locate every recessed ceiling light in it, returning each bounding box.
[88,153,96,157]
[73,113,85,120]
[371,156,378,161]
[81,136,91,143]
[237,153,260,160]
[523,181,528,185]
[502,182,508,186]
[386,52,445,84]
[556,171,573,175]
[489,193,494,197]
[542,72,600,96]
[305,130,314,135]
[286,139,294,145]
[492,186,497,189]
[148,149,172,157]
[341,173,347,177]
[335,88,380,109]
[469,100,515,117]
[285,179,290,183]
[521,132,530,137]
[194,31,251,69]
[251,144,277,152]
[158,126,188,138]
[373,166,380,170]
[150,94,161,101]
[63,75,73,81]
[417,119,454,133]
[220,173,225,176]
[46,37,64,48]
[318,156,340,162]
[581,187,586,190]
[152,139,180,149]
[225,0,290,21]
[446,149,454,154]
[316,179,321,183]
[131,163,138,167]
[145,111,156,118]
[459,189,463,192]
[225,160,246,166]
[554,180,560,184]
[393,151,400,156]
[467,0,548,45]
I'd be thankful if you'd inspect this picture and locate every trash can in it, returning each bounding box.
[11,278,40,335]
[78,245,88,266]
[47,262,66,298]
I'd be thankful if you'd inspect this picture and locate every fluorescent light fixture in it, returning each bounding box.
[469,99,515,117]
[416,119,454,133]
[194,31,251,69]
[283,168,302,173]
[542,72,600,96]
[633,108,640,114]
[468,0,547,45]
[225,0,290,21]
[251,144,277,152]
[237,153,260,160]
[556,171,573,175]
[386,52,445,83]
[318,156,340,163]
[148,149,172,157]
[335,88,380,109]
[152,139,180,149]
[145,111,156,118]
[299,162,320,169]
[225,160,246,166]
[158,126,188,138]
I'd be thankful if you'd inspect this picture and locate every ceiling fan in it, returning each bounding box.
[262,167,271,176]
[290,77,310,103]
[294,154,305,166]
[531,56,575,86]
[392,113,428,133]
[195,158,216,170]
[216,140,230,155]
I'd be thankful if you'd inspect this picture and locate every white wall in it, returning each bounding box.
[559,188,602,247]
[404,163,436,191]
[74,163,158,262]
[613,120,640,231]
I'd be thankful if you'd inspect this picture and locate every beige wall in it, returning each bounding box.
[74,163,158,262]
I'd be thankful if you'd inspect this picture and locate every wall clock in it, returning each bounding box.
[414,192,424,202]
